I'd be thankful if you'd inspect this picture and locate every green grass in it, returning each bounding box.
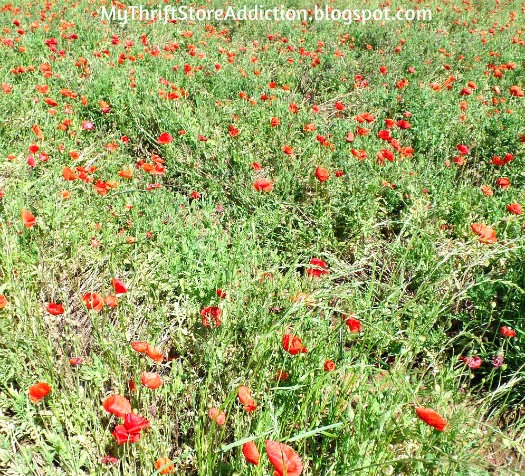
[0,0,524,474]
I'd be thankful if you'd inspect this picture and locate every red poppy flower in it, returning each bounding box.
[105,295,118,308]
[377,129,392,141]
[155,457,174,474]
[112,278,128,295]
[0,295,7,308]
[131,341,149,353]
[306,258,328,277]
[242,441,260,465]
[228,125,240,137]
[281,145,294,155]
[265,440,303,476]
[507,203,523,215]
[82,292,105,311]
[282,334,307,355]
[481,185,493,196]
[456,144,470,155]
[496,177,510,189]
[500,326,516,338]
[460,355,483,369]
[158,132,173,144]
[118,169,133,178]
[123,412,150,434]
[141,371,163,390]
[253,178,273,192]
[396,119,411,129]
[101,455,118,465]
[201,306,222,327]
[102,394,132,417]
[324,360,336,371]
[415,407,447,431]
[315,167,329,182]
[509,85,524,97]
[275,370,289,381]
[21,209,36,228]
[471,223,497,244]
[145,344,164,362]
[46,303,64,315]
[238,386,257,412]
[69,357,83,366]
[216,288,227,299]
[208,407,226,425]
[28,382,51,403]
[62,167,77,181]
[345,316,362,333]
[112,424,141,445]
[304,123,316,132]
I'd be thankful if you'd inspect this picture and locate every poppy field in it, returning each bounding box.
[1,0,525,474]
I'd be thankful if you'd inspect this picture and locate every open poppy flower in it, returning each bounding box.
[21,209,36,228]
[315,166,329,182]
[481,185,493,196]
[456,144,470,155]
[253,178,273,192]
[158,132,173,144]
[265,440,303,476]
[131,341,149,353]
[237,385,257,412]
[415,407,447,431]
[62,166,77,181]
[324,360,336,371]
[460,355,483,369]
[69,357,83,366]
[345,316,362,333]
[155,457,174,474]
[306,258,328,277]
[101,455,118,465]
[111,413,150,445]
[102,394,132,417]
[28,382,51,403]
[496,177,510,189]
[201,306,222,328]
[242,441,260,465]
[0,295,7,308]
[105,295,118,308]
[471,223,497,244]
[123,412,150,433]
[145,344,164,362]
[141,371,163,390]
[282,334,307,355]
[111,278,128,295]
[82,292,105,311]
[46,303,64,315]
[500,326,516,337]
[507,203,523,215]
[112,424,141,445]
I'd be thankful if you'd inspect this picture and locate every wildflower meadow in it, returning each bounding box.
[0,0,524,474]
